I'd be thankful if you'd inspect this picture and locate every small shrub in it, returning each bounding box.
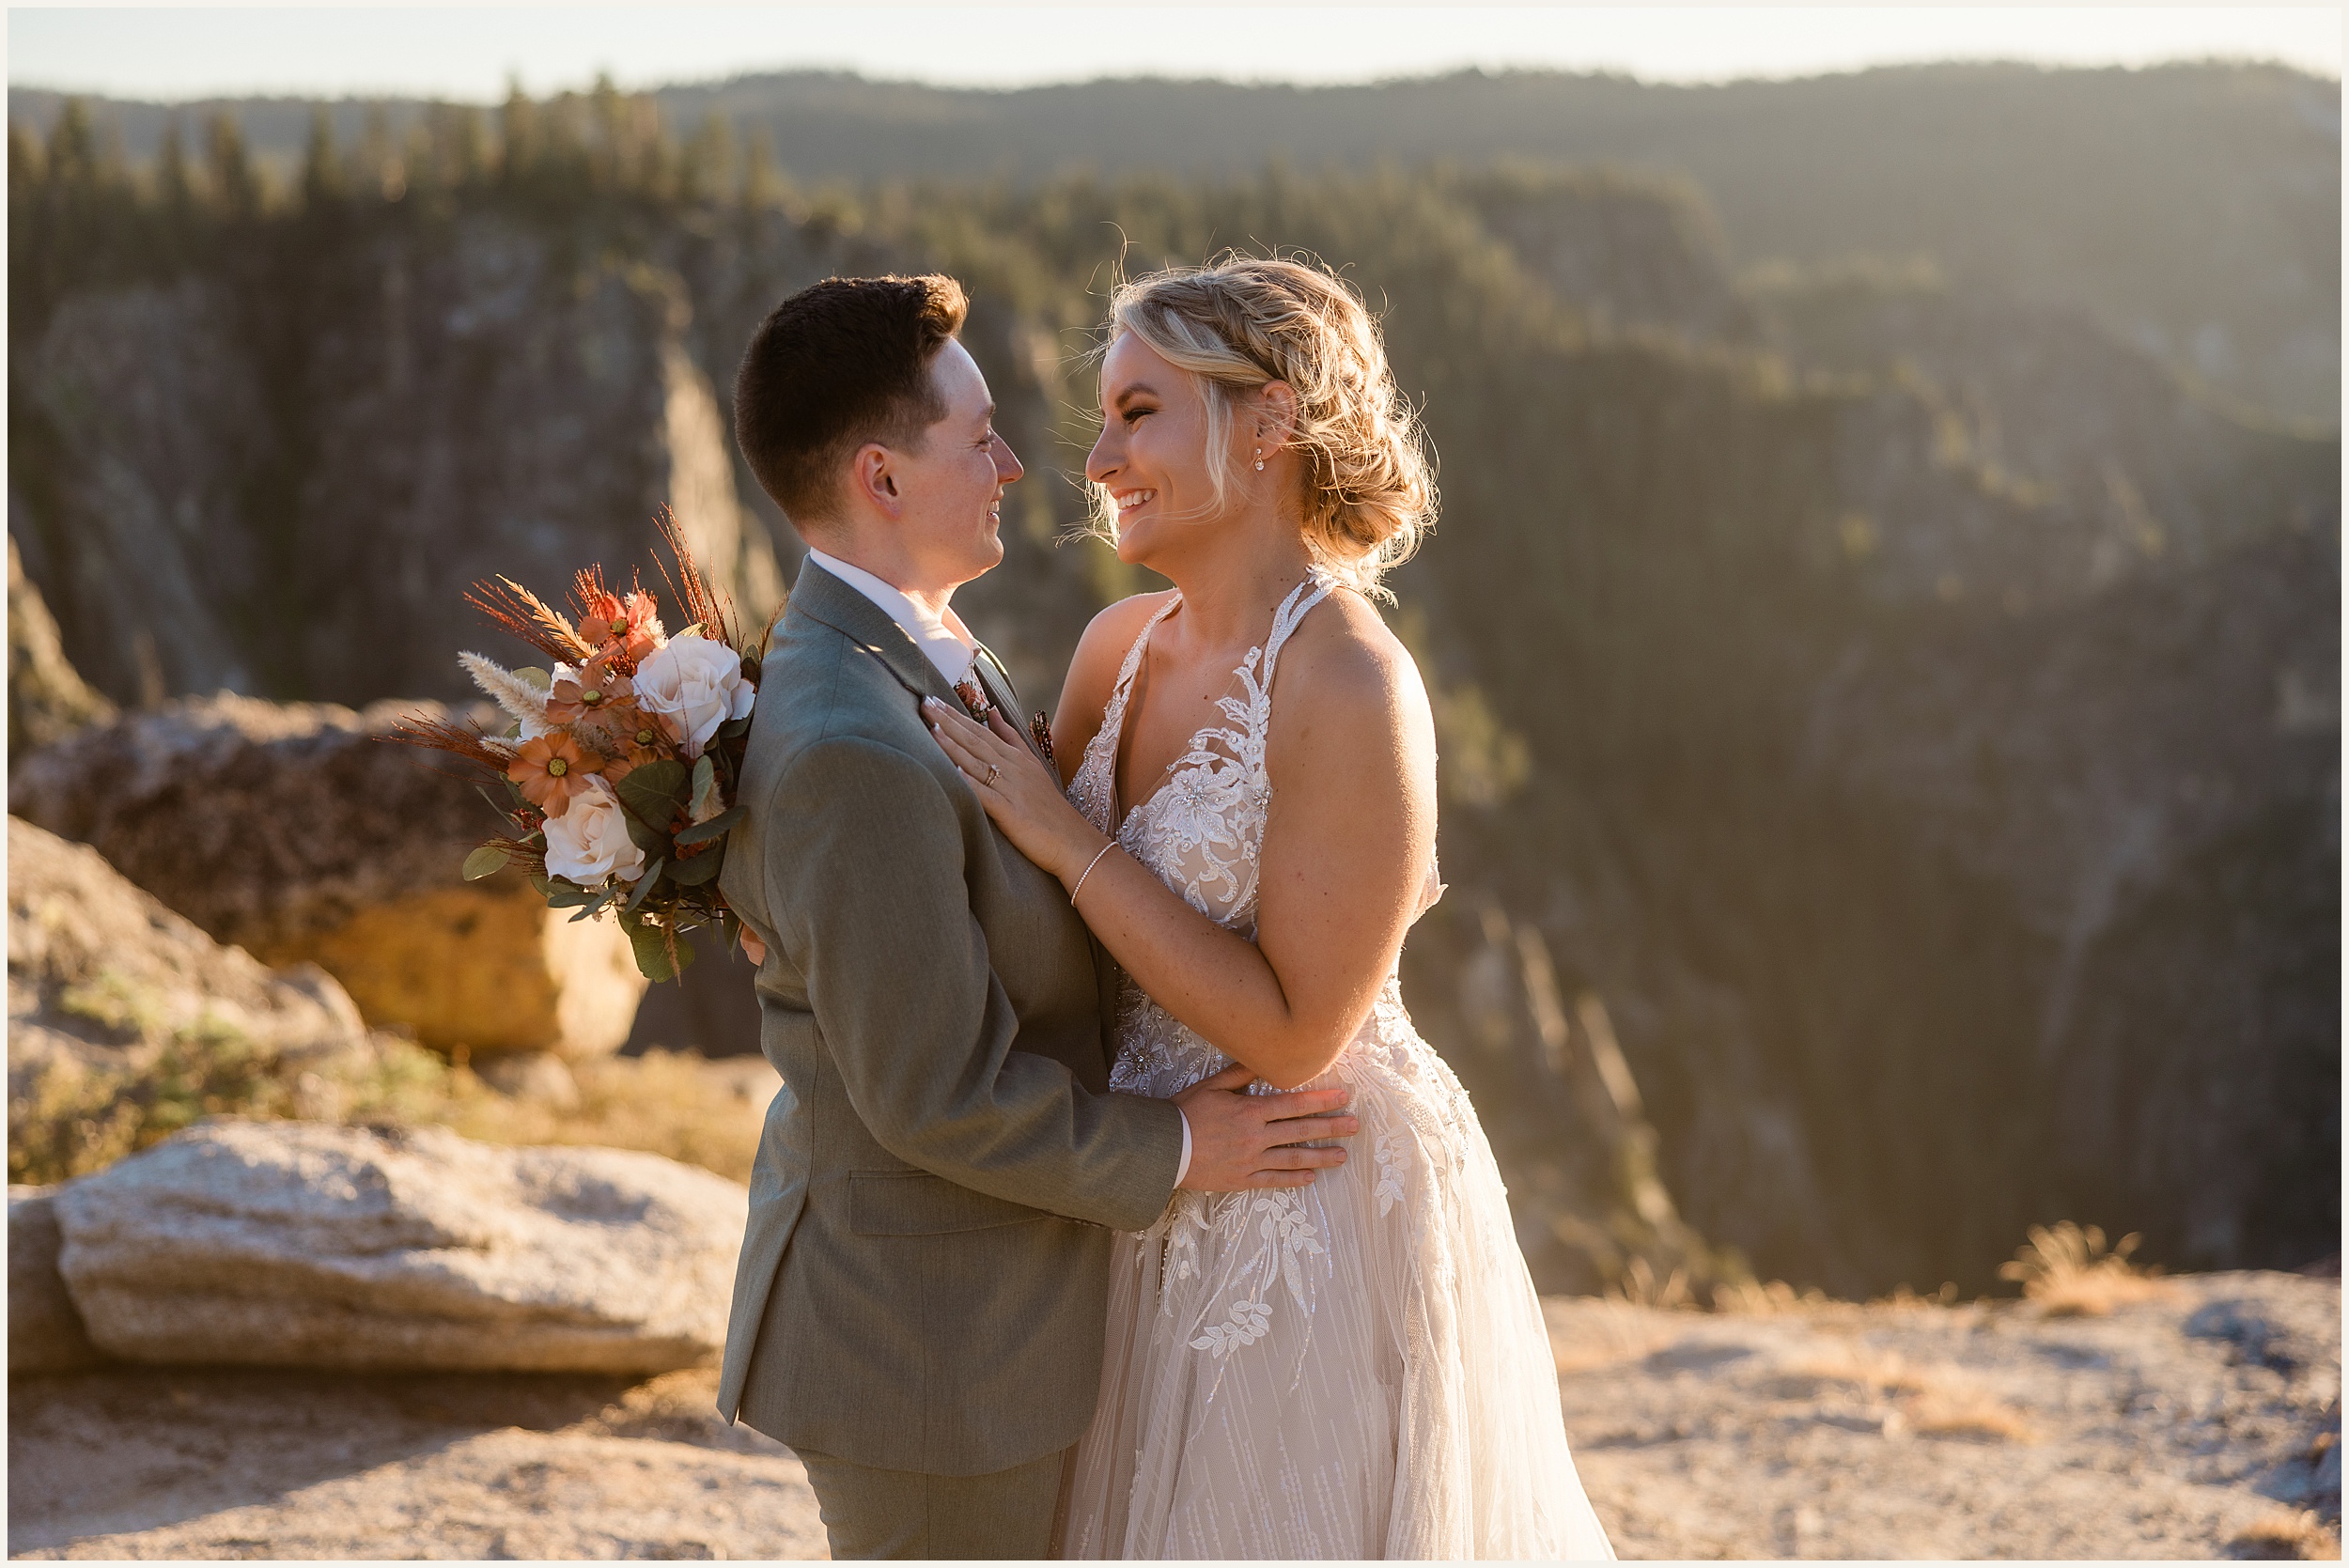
[8,1050,142,1184]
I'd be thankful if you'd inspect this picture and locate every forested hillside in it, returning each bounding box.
[8,80,2337,1295]
[13,61,2339,417]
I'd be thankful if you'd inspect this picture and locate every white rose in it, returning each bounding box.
[630,633,754,757]
[541,774,647,887]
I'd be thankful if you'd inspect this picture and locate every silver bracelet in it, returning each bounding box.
[1069,842,1117,903]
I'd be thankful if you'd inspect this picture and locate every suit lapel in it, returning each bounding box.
[969,643,1056,768]
[789,560,964,710]
[970,642,1020,714]
[793,563,1057,771]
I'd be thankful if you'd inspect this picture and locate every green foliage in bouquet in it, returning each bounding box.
[389,512,768,981]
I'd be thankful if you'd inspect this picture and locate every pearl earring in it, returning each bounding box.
[1253,446,1266,471]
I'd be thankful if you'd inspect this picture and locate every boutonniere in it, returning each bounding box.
[952,675,997,724]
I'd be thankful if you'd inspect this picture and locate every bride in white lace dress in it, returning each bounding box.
[925,256,1613,1560]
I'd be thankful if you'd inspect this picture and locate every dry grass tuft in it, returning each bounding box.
[2230,1510,2342,1560]
[1999,1221,2172,1317]
[1780,1345,1938,1397]
[1610,1255,1698,1311]
[443,1051,765,1182]
[1767,1344,2035,1442]
[1872,1281,1965,1310]
[1547,1297,1681,1374]
[10,1025,767,1188]
[1714,1277,1831,1315]
[1906,1380,2038,1443]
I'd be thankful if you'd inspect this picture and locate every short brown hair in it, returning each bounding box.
[732,274,970,526]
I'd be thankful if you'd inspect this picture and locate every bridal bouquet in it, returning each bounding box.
[391,514,767,981]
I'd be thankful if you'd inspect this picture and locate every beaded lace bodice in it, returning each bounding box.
[1067,575,1439,1100]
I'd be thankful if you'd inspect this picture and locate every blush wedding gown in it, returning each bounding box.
[1057,575,1615,1560]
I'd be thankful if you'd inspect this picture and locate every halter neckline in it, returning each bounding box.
[1101,573,1334,832]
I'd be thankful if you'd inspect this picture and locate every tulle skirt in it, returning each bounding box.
[1058,983,1617,1560]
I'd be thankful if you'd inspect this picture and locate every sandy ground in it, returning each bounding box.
[11,1271,2336,1560]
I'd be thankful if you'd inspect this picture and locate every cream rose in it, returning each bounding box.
[540,774,647,887]
[630,633,754,757]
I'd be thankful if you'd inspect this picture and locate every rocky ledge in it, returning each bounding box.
[9,1270,2336,1559]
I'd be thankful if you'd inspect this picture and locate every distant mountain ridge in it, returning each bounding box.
[9,61,2341,419]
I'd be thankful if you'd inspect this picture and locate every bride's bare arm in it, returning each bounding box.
[926,595,1437,1090]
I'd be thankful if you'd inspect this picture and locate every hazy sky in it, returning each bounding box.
[9,5,2341,101]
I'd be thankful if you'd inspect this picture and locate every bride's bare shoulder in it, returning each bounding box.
[1053,590,1181,753]
[1068,590,1176,691]
[1268,589,1438,787]
[1279,590,1430,722]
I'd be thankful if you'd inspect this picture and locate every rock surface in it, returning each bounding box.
[6,532,115,760]
[1552,1270,2341,1559]
[53,1120,747,1374]
[8,815,370,1068]
[8,698,647,1058]
[10,226,786,715]
[9,1274,2335,1560]
[7,1366,822,1560]
[8,1186,103,1374]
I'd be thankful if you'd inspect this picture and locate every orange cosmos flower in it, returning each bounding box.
[507,732,598,816]
[544,653,634,723]
[580,590,666,663]
[575,590,626,646]
[598,713,676,784]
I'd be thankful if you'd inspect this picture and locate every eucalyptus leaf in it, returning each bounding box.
[674,802,744,848]
[568,884,618,923]
[688,754,720,820]
[622,861,665,916]
[617,758,690,826]
[623,807,671,858]
[717,714,753,740]
[625,919,677,982]
[461,845,510,881]
[667,844,725,885]
[514,666,552,691]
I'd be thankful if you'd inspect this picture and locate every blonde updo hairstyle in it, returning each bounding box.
[1095,254,1435,601]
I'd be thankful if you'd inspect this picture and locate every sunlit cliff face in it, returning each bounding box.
[1086,332,1253,574]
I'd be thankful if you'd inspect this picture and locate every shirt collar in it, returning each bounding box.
[802,547,977,687]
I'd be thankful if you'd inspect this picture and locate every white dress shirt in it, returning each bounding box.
[804,547,978,688]
[801,547,1193,1186]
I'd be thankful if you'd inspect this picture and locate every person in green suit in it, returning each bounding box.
[716,273,1361,1560]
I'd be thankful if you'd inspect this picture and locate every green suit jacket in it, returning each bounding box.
[714,559,1185,1476]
